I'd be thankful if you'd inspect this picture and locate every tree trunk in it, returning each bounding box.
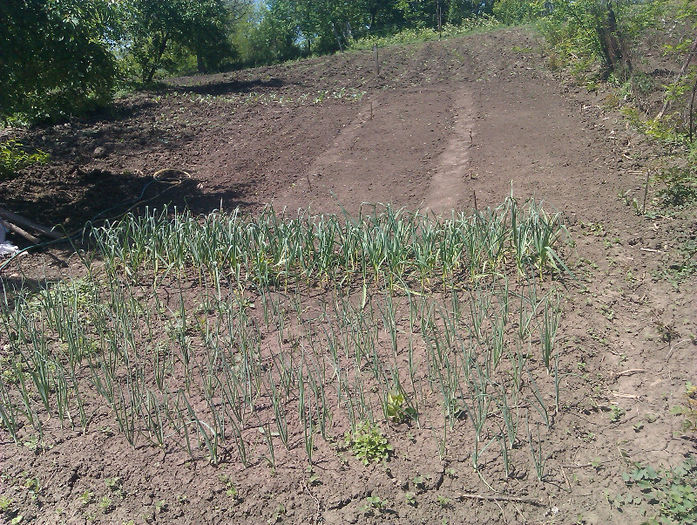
[145,32,170,83]
[597,2,631,79]
[331,22,344,52]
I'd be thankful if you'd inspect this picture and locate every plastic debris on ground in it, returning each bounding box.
[0,243,19,257]
[0,222,19,257]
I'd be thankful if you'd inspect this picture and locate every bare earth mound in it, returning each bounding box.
[1,27,695,524]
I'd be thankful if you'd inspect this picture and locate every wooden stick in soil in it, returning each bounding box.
[373,44,380,77]
[0,206,62,239]
[614,368,645,378]
[689,73,697,142]
[642,170,650,215]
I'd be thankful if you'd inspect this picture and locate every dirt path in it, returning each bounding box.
[1,27,695,525]
[425,87,475,214]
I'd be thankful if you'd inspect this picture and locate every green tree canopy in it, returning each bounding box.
[0,0,119,121]
[125,0,244,82]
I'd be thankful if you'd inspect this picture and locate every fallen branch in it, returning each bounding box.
[459,493,545,507]
[611,391,640,399]
[0,206,62,240]
[2,219,40,244]
[615,368,645,378]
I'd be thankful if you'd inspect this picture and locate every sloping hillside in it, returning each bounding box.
[1,27,695,524]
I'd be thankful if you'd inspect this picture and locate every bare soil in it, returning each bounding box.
[1,27,696,524]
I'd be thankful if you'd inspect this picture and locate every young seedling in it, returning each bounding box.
[412,474,426,491]
[98,495,113,514]
[78,489,94,506]
[405,492,417,506]
[361,495,388,515]
[436,495,452,508]
[610,405,626,423]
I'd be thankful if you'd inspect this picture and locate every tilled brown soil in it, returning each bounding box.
[1,27,696,524]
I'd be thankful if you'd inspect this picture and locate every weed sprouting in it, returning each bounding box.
[671,382,697,433]
[347,422,393,465]
[617,457,697,524]
[0,140,49,180]
[361,495,389,515]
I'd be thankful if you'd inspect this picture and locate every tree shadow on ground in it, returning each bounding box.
[170,77,286,96]
[20,100,190,164]
[0,276,61,300]
[15,77,293,165]
[0,167,254,246]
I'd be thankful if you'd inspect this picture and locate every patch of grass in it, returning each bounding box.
[655,167,697,209]
[349,16,500,51]
[0,140,49,180]
[27,278,96,316]
[662,240,697,285]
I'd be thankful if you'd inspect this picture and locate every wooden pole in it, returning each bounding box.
[437,0,443,40]
[373,44,380,77]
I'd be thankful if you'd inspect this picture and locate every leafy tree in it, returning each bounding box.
[492,0,540,25]
[0,0,119,121]
[396,0,441,28]
[125,0,244,82]
[247,1,301,65]
[361,0,404,33]
[185,0,237,73]
[293,0,364,54]
[395,0,489,29]
[541,0,633,79]
[448,0,478,24]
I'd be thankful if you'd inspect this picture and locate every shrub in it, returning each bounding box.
[0,141,49,180]
[493,0,542,25]
[0,0,120,122]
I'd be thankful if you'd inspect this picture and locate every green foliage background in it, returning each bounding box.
[0,0,119,122]
[1,0,694,128]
